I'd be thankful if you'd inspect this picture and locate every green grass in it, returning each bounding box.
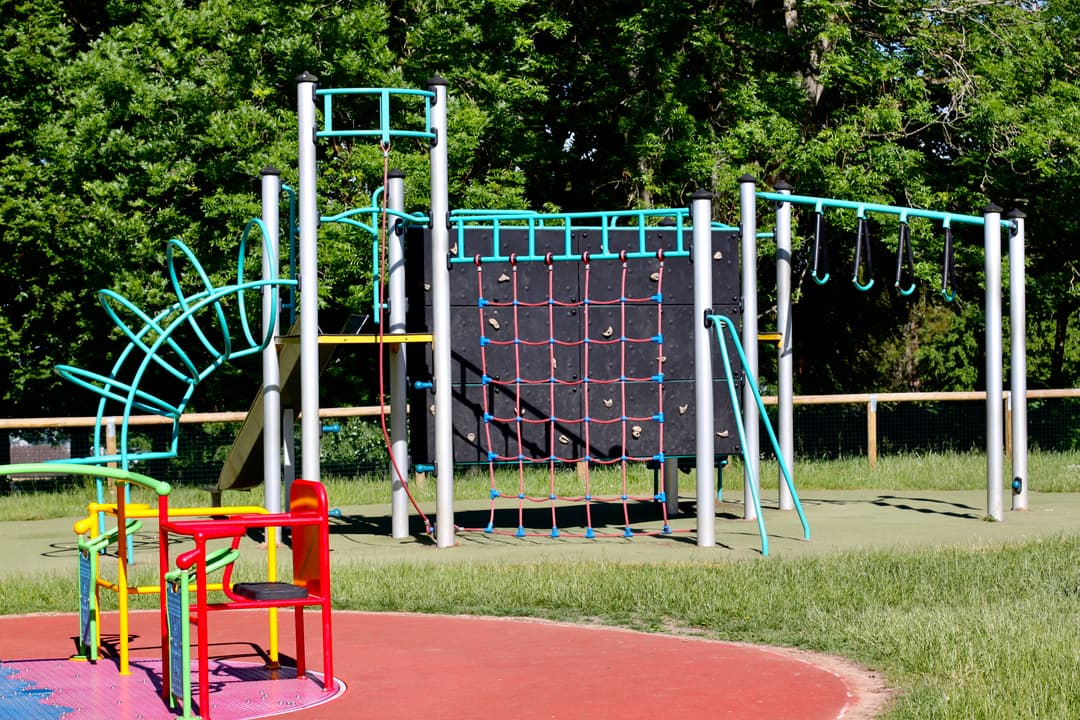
[3,536,1078,718]
[3,452,1079,718]
[2,449,1078,521]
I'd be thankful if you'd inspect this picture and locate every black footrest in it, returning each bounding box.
[232,582,309,601]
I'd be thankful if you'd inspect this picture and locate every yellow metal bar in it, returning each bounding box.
[278,333,433,345]
[115,480,130,676]
[267,526,279,665]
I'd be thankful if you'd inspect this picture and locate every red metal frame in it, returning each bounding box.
[160,479,334,720]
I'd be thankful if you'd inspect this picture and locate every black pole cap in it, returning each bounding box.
[982,202,1003,214]
[738,174,757,185]
[260,165,281,176]
[388,168,406,180]
[428,75,448,87]
[1006,208,1026,219]
[296,71,318,83]
[773,179,793,192]
[691,188,713,201]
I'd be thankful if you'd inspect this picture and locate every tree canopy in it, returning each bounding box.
[2,0,1078,416]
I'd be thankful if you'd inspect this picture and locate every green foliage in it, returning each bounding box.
[3,0,1080,415]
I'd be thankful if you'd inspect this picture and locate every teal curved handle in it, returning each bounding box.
[896,279,917,296]
[811,270,830,285]
[853,275,875,291]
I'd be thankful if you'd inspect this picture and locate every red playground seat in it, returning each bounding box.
[162,478,334,720]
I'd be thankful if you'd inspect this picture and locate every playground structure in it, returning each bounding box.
[744,182,1028,521]
[38,72,1028,550]
[0,71,1031,719]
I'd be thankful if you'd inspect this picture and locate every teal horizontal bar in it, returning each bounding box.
[756,191,1010,228]
[317,87,435,99]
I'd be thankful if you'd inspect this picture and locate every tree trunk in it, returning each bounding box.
[1050,300,1074,386]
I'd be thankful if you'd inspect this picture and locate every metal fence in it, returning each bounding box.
[3,390,1078,491]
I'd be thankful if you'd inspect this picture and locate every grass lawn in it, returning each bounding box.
[1,450,1078,719]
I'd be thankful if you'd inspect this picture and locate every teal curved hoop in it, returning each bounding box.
[53,221,297,477]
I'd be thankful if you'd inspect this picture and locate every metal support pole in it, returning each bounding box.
[429,76,454,547]
[738,176,760,521]
[296,72,321,483]
[984,204,1004,521]
[691,188,715,548]
[663,459,679,516]
[387,169,410,537]
[261,166,283,513]
[773,181,794,510]
[1007,210,1028,511]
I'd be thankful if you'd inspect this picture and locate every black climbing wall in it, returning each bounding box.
[405,226,742,465]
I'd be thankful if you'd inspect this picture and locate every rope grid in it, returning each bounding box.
[470,250,678,539]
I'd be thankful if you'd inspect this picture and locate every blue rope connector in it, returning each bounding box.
[623,526,634,538]
[489,489,500,499]
[652,333,663,343]
[487,451,498,461]
[480,336,491,346]
[550,527,560,538]
[484,522,494,533]
[478,297,488,307]
[653,412,664,422]
[652,374,664,383]
[483,411,493,422]
[585,527,595,539]
[655,492,666,503]
[516,525,526,538]
[661,524,672,535]
[481,374,492,385]
[652,452,665,463]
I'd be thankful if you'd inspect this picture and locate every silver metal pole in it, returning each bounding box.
[297,72,321,483]
[663,459,679,516]
[387,169,410,537]
[691,188,715,548]
[429,76,454,547]
[984,204,1004,521]
[261,166,283,513]
[738,175,759,521]
[773,181,794,510]
[1007,210,1028,511]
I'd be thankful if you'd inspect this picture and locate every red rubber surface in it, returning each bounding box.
[0,610,862,719]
